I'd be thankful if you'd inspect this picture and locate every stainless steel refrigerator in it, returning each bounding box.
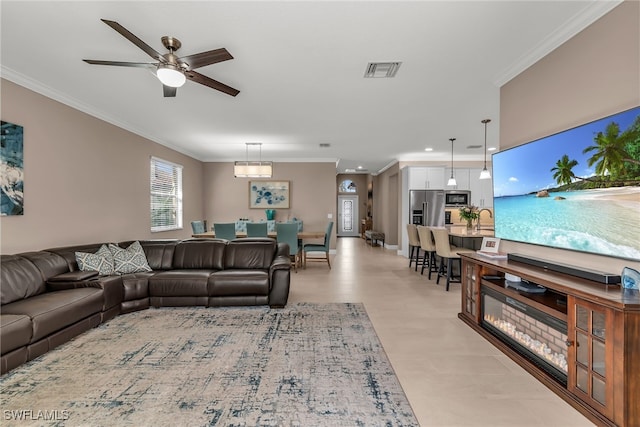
[409,190,445,227]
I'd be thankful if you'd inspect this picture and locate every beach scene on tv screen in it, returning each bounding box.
[493,107,640,261]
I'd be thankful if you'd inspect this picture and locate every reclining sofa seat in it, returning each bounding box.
[147,238,291,308]
[0,252,107,373]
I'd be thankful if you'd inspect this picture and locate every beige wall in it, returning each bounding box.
[0,79,204,254]
[373,163,401,246]
[499,1,640,272]
[203,162,337,247]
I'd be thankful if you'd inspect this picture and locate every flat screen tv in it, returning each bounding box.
[492,106,640,261]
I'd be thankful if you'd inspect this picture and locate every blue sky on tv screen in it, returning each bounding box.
[493,107,640,197]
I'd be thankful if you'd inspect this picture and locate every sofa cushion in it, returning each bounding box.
[20,251,69,280]
[0,255,46,305]
[1,288,103,342]
[44,243,109,271]
[109,241,152,274]
[149,270,212,297]
[172,240,226,270]
[122,240,178,271]
[224,238,277,270]
[0,314,32,354]
[208,270,269,296]
[76,244,115,275]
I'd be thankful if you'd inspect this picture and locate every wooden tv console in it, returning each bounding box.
[459,253,640,427]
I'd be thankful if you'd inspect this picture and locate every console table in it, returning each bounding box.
[459,253,640,427]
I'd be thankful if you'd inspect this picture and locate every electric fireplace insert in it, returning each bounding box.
[481,285,568,385]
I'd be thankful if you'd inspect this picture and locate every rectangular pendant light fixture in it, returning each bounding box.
[234,161,273,178]
[234,143,272,178]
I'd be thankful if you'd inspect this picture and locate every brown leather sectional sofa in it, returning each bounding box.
[0,238,291,374]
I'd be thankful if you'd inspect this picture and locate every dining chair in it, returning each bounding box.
[430,227,475,291]
[213,223,236,240]
[417,225,438,280]
[406,223,422,271]
[276,222,301,272]
[190,220,206,234]
[246,222,268,237]
[303,221,333,269]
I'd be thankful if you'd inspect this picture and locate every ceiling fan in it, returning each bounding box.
[83,19,239,97]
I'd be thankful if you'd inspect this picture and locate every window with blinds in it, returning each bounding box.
[150,157,183,232]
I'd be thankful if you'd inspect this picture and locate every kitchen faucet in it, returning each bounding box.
[477,208,493,230]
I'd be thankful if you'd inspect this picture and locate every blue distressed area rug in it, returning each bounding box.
[1,303,418,426]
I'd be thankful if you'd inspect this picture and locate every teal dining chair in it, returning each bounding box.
[190,220,206,234]
[246,222,268,237]
[276,222,301,272]
[213,223,236,240]
[303,221,333,269]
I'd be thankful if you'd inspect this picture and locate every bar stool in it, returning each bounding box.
[406,224,422,271]
[430,227,475,291]
[417,226,438,280]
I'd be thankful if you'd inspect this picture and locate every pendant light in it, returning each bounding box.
[447,138,457,186]
[234,143,273,178]
[479,119,492,180]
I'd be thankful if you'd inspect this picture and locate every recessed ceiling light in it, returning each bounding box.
[424,148,433,152]
[357,166,363,169]
[488,147,497,152]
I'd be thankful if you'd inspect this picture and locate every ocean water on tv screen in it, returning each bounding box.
[493,188,640,260]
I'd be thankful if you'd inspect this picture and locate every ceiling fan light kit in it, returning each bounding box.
[156,65,186,88]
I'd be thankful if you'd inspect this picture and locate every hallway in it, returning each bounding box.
[289,237,593,426]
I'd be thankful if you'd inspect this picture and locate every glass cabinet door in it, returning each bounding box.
[568,296,614,418]
[461,260,479,322]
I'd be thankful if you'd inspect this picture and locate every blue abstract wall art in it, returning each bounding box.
[1,121,24,216]
[249,181,290,209]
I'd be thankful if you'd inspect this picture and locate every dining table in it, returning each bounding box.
[192,231,326,240]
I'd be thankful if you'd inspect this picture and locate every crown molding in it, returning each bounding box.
[493,0,622,87]
[1,66,200,160]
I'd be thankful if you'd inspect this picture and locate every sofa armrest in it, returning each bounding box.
[47,270,99,283]
[269,255,291,308]
[270,255,291,272]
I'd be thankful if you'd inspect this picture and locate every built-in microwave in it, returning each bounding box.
[445,190,471,207]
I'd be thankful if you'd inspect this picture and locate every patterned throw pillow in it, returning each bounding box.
[108,241,152,274]
[75,244,115,275]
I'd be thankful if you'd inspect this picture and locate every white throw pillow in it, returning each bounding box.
[108,241,152,274]
[75,244,115,275]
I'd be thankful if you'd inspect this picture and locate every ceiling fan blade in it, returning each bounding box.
[178,48,233,70]
[163,85,177,97]
[186,71,240,97]
[83,59,157,69]
[100,19,165,62]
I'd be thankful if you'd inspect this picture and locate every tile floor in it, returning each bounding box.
[290,236,594,427]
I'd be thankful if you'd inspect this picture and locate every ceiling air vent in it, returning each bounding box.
[364,62,402,78]
[466,145,483,149]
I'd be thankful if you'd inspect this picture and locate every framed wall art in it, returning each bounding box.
[1,120,24,216]
[249,181,290,209]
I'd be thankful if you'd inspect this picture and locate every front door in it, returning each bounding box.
[338,195,359,237]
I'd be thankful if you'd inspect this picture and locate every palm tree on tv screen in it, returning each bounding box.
[550,154,579,186]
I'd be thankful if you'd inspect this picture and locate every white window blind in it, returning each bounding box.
[150,157,183,232]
